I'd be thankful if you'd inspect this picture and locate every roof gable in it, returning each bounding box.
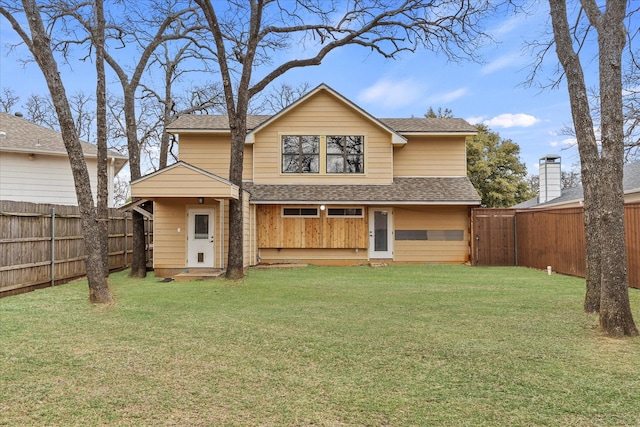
[245,83,407,145]
[131,161,239,199]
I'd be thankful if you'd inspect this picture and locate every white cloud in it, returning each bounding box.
[484,113,540,128]
[465,116,486,125]
[433,87,468,103]
[481,52,523,75]
[358,78,426,109]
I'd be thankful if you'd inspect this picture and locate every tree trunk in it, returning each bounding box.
[95,0,110,278]
[225,121,246,279]
[21,0,112,303]
[591,0,637,336]
[550,0,637,336]
[122,87,147,278]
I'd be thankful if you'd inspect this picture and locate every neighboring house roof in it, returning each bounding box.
[166,83,477,140]
[244,177,481,205]
[513,161,640,208]
[0,112,128,174]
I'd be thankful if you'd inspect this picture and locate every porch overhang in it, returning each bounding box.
[131,161,239,199]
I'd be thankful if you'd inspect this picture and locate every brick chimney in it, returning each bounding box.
[539,155,561,203]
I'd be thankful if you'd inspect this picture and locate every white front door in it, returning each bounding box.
[187,208,215,268]
[369,208,393,259]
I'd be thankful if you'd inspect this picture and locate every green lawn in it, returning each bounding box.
[1,265,639,426]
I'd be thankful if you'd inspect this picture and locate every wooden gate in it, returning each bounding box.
[471,209,516,266]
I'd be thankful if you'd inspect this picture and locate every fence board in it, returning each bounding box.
[0,200,153,296]
[472,203,640,289]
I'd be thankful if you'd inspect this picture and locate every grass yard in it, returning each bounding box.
[1,265,640,426]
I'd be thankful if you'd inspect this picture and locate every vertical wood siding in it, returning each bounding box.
[257,205,368,249]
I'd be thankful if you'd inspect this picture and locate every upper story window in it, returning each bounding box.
[327,136,364,174]
[282,135,320,173]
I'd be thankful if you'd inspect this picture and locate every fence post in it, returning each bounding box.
[124,212,128,267]
[51,207,55,287]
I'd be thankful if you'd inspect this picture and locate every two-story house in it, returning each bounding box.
[131,84,481,277]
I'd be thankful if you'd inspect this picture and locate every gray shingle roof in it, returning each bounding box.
[0,112,126,159]
[244,177,481,204]
[513,161,640,208]
[168,114,476,134]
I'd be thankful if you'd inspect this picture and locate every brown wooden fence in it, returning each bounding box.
[0,200,153,297]
[471,203,640,289]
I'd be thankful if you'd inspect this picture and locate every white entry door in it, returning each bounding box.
[187,208,215,268]
[369,208,393,259]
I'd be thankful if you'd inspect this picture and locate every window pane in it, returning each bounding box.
[301,155,319,173]
[282,136,300,154]
[283,208,300,216]
[301,136,319,153]
[282,155,299,173]
[300,208,318,216]
[346,136,363,154]
[374,211,388,251]
[346,154,364,173]
[194,214,209,239]
[327,156,344,173]
[327,136,344,154]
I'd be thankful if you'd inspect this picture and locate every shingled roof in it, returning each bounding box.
[0,112,127,161]
[168,114,476,135]
[244,177,481,205]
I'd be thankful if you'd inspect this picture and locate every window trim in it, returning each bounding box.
[326,135,365,174]
[281,135,320,174]
[281,206,320,218]
[325,207,364,218]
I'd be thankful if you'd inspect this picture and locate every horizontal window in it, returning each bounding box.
[395,230,464,241]
[282,207,319,217]
[326,207,364,218]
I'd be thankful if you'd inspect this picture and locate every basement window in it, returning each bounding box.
[326,207,364,218]
[282,207,319,218]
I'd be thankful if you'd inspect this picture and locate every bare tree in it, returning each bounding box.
[256,81,311,114]
[194,0,494,279]
[141,40,224,169]
[63,0,205,277]
[549,0,637,337]
[0,88,19,112]
[0,0,112,303]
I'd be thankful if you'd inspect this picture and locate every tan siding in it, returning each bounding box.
[393,136,467,177]
[153,199,187,270]
[132,165,238,198]
[252,91,393,184]
[178,134,253,181]
[393,206,470,263]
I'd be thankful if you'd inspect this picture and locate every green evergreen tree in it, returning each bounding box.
[467,124,536,207]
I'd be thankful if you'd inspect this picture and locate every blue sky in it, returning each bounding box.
[0,2,613,176]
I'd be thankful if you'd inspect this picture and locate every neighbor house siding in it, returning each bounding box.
[179,134,254,181]
[252,91,393,184]
[393,206,470,263]
[393,136,467,177]
[0,152,101,206]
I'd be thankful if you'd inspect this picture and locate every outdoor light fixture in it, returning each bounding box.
[198,197,204,204]
[320,205,326,211]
